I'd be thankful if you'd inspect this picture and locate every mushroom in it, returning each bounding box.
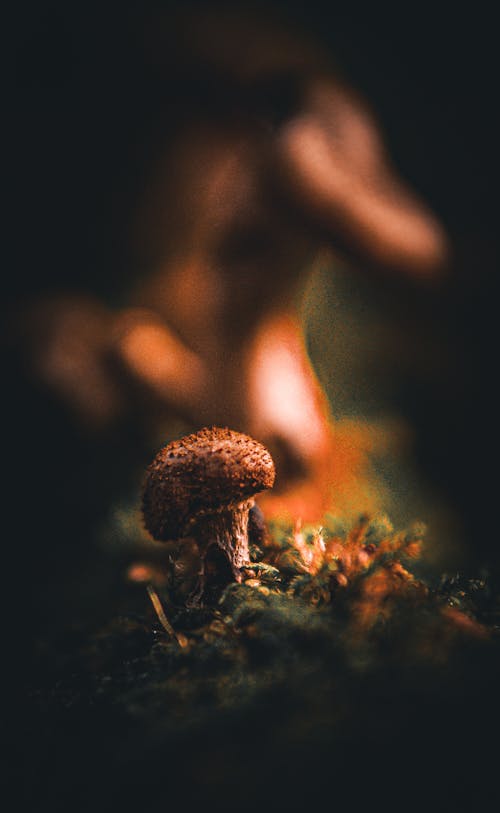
[142,427,275,603]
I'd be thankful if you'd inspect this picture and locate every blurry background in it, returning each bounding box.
[5,0,500,650]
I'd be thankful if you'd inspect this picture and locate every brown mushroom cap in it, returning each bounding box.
[142,426,275,541]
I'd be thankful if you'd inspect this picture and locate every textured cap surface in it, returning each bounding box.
[142,427,275,541]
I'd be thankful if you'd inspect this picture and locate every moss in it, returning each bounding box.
[21,512,500,812]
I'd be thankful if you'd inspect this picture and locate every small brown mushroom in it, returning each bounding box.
[142,427,275,603]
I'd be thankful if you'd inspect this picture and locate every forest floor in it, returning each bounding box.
[16,512,500,812]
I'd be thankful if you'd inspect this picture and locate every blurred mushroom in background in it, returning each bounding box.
[8,3,448,519]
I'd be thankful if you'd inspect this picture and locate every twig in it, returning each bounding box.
[146,584,187,647]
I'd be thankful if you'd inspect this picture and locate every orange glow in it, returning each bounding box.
[258,416,394,523]
[248,314,329,461]
[127,563,153,583]
[247,313,393,522]
[114,309,208,410]
[127,562,168,587]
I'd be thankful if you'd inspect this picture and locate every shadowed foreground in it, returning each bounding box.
[18,514,500,812]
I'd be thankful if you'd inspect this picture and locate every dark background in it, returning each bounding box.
[7,0,499,565]
[5,2,500,808]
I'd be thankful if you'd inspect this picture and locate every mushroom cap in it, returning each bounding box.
[142,426,275,541]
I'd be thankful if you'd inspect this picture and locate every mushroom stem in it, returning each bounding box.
[198,498,254,580]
